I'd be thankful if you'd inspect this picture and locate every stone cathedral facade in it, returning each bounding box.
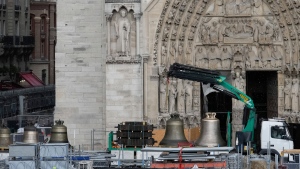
[56,0,300,148]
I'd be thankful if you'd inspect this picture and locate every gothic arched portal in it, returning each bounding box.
[155,0,300,144]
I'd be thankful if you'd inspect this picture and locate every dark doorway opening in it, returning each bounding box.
[246,71,278,145]
[246,71,278,120]
[288,124,300,149]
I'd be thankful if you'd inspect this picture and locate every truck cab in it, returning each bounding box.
[260,118,293,157]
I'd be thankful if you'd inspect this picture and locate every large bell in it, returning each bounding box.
[0,126,11,147]
[159,114,189,146]
[23,125,38,143]
[49,120,69,143]
[195,113,226,147]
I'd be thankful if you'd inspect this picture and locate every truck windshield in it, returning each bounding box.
[271,126,291,140]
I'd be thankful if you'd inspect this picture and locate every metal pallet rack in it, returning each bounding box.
[8,143,39,169]
[39,143,69,169]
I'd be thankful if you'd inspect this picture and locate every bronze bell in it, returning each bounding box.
[195,113,226,147]
[159,114,189,146]
[49,120,69,143]
[23,125,38,143]
[0,126,11,147]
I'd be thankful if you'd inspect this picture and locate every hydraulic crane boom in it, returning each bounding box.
[167,63,256,139]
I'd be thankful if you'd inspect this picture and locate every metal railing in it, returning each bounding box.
[0,85,55,119]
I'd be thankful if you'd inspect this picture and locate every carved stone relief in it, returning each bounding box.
[108,8,136,60]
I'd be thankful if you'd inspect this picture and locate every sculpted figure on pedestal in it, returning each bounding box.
[218,19,227,42]
[178,42,183,57]
[195,46,209,69]
[234,72,245,109]
[186,41,193,65]
[160,77,168,113]
[201,25,211,44]
[208,46,221,69]
[185,80,193,114]
[221,46,232,69]
[209,21,219,44]
[161,42,168,65]
[115,8,131,57]
[170,41,176,57]
[232,45,245,70]
[271,46,282,68]
[169,79,177,113]
[177,79,185,114]
[284,76,292,111]
[260,46,274,68]
[291,77,299,113]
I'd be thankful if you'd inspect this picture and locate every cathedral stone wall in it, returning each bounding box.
[106,64,143,132]
[56,0,300,148]
[55,0,107,149]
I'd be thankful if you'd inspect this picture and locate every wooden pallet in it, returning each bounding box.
[0,147,9,151]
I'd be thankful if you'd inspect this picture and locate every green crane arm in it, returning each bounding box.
[167,63,256,138]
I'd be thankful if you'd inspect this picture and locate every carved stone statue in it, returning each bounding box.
[209,21,219,44]
[234,72,245,109]
[213,0,224,15]
[186,41,193,65]
[208,46,221,69]
[171,25,178,40]
[225,0,252,15]
[232,45,245,70]
[177,79,185,114]
[225,0,238,15]
[195,46,209,68]
[115,8,131,57]
[169,79,177,113]
[284,76,292,111]
[161,42,167,65]
[291,77,299,113]
[260,46,274,68]
[201,25,211,44]
[160,77,168,112]
[170,41,176,57]
[218,19,227,42]
[271,46,282,68]
[249,46,262,68]
[253,0,263,15]
[185,80,193,114]
[221,46,232,69]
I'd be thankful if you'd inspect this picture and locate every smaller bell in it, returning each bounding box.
[195,112,226,147]
[0,126,11,147]
[23,125,38,144]
[49,120,70,144]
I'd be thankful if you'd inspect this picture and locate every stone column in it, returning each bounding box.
[105,13,113,57]
[142,54,149,121]
[134,13,142,56]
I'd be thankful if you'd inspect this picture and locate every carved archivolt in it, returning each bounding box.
[155,0,300,124]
